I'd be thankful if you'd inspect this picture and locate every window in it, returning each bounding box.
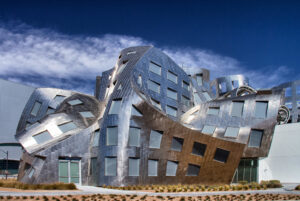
[79,111,94,118]
[151,98,161,110]
[28,168,35,178]
[26,122,40,130]
[147,80,160,94]
[131,105,143,116]
[231,101,244,117]
[149,130,163,149]
[232,80,239,88]
[127,51,136,55]
[219,82,227,93]
[192,142,206,156]
[248,129,263,148]
[167,88,177,100]
[207,107,219,115]
[92,130,100,147]
[68,99,83,106]
[117,84,122,90]
[129,158,140,176]
[46,107,55,115]
[196,75,203,86]
[148,160,158,176]
[167,71,177,83]
[181,95,190,107]
[166,105,177,117]
[224,127,239,138]
[109,99,122,114]
[186,164,200,176]
[117,60,128,74]
[203,92,212,101]
[202,125,216,134]
[166,161,178,176]
[30,101,42,116]
[33,131,52,144]
[54,95,65,104]
[170,137,184,152]
[105,157,117,176]
[106,127,118,146]
[58,122,77,133]
[149,62,161,75]
[128,127,140,147]
[194,93,202,104]
[137,75,142,86]
[214,148,230,163]
[182,81,189,90]
[255,101,268,119]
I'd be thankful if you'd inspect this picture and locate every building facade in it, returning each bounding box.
[2,46,296,186]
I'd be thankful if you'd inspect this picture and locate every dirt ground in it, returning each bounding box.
[0,193,300,201]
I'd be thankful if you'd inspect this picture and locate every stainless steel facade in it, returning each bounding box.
[15,46,289,186]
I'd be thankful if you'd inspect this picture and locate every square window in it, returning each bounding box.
[58,122,77,133]
[167,71,178,83]
[224,127,240,138]
[181,95,190,107]
[248,129,263,148]
[129,158,140,176]
[149,130,163,149]
[167,88,178,100]
[128,127,141,147]
[171,137,184,152]
[192,142,206,156]
[231,101,244,117]
[207,107,219,115]
[186,164,200,176]
[255,101,268,119]
[106,127,118,146]
[182,81,190,90]
[148,160,158,176]
[166,161,178,176]
[33,130,52,144]
[149,62,161,75]
[214,148,230,163]
[202,125,216,134]
[30,101,42,116]
[105,157,117,176]
[151,98,162,110]
[166,105,177,117]
[109,99,122,114]
[147,80,160,94]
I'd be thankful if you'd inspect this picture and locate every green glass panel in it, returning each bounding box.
[70,162,79,177]
[59,177,69,183]
[70,177,79,184]
[59,161,68,177]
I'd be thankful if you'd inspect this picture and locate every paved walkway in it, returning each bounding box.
[0,184,299,197]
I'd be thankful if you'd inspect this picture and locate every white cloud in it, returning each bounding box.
[0,22,293,94]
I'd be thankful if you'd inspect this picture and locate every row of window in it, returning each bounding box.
[32,121,77,145]
[104,147,229,177]
[206,101,268,119]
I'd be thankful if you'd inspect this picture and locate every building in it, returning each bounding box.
[0,46,298,186]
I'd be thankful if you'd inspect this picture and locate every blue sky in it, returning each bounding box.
[0,0,299,94]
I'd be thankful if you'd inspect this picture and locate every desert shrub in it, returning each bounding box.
[238,180,248,185]
[260,180,282,188]
[295,185,300,190]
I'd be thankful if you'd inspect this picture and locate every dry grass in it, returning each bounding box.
[0,179,77,190]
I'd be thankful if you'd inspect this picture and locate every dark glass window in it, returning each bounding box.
[170,137,184,152]
[186,164,201,176]
[214,148,230,163]
[192,142,207,156]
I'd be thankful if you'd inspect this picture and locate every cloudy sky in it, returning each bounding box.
[1,0,300,94]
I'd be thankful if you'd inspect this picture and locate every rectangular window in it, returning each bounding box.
[108,99,122,114]
[207,107,220,115]
[192,142,207,156]
[149,62,161,75]
[214,148,230,163]
[129,158,140,176]
[92,130,100,147]
[59,161,69,183]
[147,80,160,94]
[68,99,83,106]
[28,168,35,178]
[128,127,141,147]
[224,127,240,138]
[79,111,94,118]
[203,92,212,101]
[46,107,55,115]
[170,137,184,152]
[58,122,77,133]
[231,101,244,117]
[131,105,143,116]
[54,95,65,104]
[166,161,178,176]
[196,75,203,86]
[167,88,177,100]
[248,129,263,148]
[117,60,128,74]
[148,160,158,176]
[194,93,202,104]
[167,71,178,83]
[186,164,200,176]
[202,125,216,134]
[149,130,163,149]
[33,130,52,144]
[151,98,161,110]
[219,82,227,93]
[105,157,117,176]
[166,105,177,117]
[181,95,190,107]
[106,127,118,146]
[255,101,268,119]
[30,101,42,116]
[182,81,189,90]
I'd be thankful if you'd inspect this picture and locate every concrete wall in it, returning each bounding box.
[259,122,300,183]
[0,79,35,160]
